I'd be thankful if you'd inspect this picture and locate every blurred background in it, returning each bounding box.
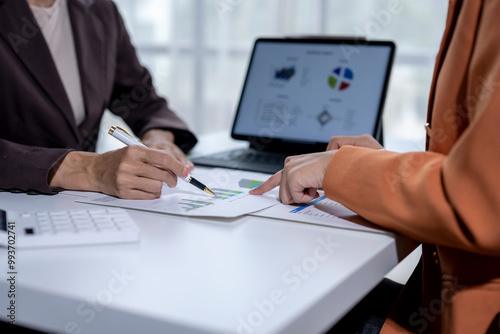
[112,0,448,152]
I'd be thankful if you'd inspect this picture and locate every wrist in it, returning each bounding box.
[142,129,175,143]
[48,151,100,191]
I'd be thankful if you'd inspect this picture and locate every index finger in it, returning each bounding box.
[170,144,194,171]
[249,170,282,195]
[141,148,186,177]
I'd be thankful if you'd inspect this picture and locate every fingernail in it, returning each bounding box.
[182,167,189,178]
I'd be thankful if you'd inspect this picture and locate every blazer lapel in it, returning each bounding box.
[426,0,463,149]
[67,0,105,132]
[0,0,79,140]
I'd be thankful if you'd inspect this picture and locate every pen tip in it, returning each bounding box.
[205,188,217,197]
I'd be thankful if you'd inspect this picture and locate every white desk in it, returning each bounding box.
[0,130,417,334]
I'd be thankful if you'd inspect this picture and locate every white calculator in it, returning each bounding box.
[0,207,140,248]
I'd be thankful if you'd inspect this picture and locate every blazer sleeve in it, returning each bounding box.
[322,89,500,256]
[107,2,197,153]
[0,139,72,194]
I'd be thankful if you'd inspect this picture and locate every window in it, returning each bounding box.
[112,0,448,152]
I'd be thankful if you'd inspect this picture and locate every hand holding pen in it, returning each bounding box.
[141,128,195,173]
[109,126,216,197]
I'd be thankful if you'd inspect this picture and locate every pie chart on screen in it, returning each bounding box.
[328,67,353,91]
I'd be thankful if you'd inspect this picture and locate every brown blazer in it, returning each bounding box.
[0,0,197,194]
[323,0,500,333]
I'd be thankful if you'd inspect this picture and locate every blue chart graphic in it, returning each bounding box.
[178,188,243,212]
[328,67,353,91]
[274,66,296,81]
[290,196,326,213]
[179,199,213,212]
[212,188,243,199]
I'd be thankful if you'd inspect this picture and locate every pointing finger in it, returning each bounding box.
[249,170,282,195]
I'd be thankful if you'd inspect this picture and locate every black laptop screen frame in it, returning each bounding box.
[230,38,396,154]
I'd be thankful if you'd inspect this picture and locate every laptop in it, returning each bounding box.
[192,38,395,174]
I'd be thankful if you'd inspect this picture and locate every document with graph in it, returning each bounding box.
[75,169,278,218]
[251,195,386,234]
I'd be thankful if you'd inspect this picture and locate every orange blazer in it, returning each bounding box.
[323,0,500,333]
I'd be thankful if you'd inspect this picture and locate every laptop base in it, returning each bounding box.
[191,148,289,175]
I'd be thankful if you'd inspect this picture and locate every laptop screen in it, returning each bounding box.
[231,38,395,147]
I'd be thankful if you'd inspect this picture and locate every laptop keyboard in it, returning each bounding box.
[226,150,286,164]
[192,149,289,174]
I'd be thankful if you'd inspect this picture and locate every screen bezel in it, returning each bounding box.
[230,37,396,153]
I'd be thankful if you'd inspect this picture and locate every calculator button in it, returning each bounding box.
[38,227,53,233]
[52,220,72,227]
[70,214,89,220]
[51,217,71,223]
[70,210,87,215]
[51,212,70,217]
[50,211,68,215]
[89,209,107,214]
[95,219,115,226]
[93,216,112,222]
[73,218,90,224]
[53,223,73,229]
[95,219,114,225]
[74,222,94,229]
[116,222,135,229]
[113,215,131,221]
[55,230,74,235]
[93,215,112,221]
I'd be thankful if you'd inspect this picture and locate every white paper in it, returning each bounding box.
[251,195,388,234]
[75,169,278,218]
[201,169,386,234]
[72,167,386,233]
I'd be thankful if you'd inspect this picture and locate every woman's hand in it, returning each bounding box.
[327,134,383,151]
[250,134,382,204]
[250,150,336,204]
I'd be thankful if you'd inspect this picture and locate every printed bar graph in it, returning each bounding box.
[77,173,278,218]
[178,199,213,212]
[238,179,264,189]
[290,196,326,213]
[211,188,243,200]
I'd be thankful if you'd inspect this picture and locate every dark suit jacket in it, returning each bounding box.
[0,0,197,194]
